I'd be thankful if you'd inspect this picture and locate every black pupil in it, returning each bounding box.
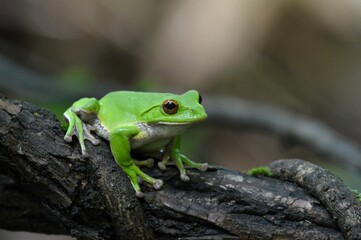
[166,101,176,109]
[198,95,202,104]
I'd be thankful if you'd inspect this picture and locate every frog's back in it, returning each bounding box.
[99,91,141,110]
[97,91,165,130]
[97,91,136,129]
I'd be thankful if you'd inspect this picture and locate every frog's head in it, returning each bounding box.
[141,90,207,125]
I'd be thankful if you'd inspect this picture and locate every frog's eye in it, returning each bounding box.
[162,99,179,115]
[198,94,202,104]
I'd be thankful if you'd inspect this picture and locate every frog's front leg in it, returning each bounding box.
[63,98,100,156]
[109,127,163,198]
[160,136,208,181]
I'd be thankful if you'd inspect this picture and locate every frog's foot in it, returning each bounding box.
[153,179,164,190]
[158,162,166,170]
[134,158,154,168]
[134,179,163,198]
[172,153,208,181]
[83,123,100,146]
[122,163,163,198]
[181,154,208,172]
[199,163,208,172]
[158,155,170,170]
[64,110,88,156]
[64,134,73,143]
[135,191,144,198]
[64,109,100,157]
[65,124,98,157]
[180,173,190,182]
[63,121,75,143]
[172,153,189,182]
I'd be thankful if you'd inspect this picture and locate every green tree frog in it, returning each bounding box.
[63,90,208,197]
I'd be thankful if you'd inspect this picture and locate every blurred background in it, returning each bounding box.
[1,0,361,239]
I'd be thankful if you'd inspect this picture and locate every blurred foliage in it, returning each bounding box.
[248,166,273,177]
[0,0,361,226]
[1,0,361,181]
[58,67,94,93]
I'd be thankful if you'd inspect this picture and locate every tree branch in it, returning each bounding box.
[0,96,153,240]
[269,160,361,240]
[0,96,360,239]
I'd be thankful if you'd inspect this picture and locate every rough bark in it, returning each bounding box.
[269,160,361,240]
[0,96,153,240]
[0,96,360,239]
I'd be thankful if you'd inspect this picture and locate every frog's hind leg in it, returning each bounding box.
[180,155,208,172]
[172,153,208,181]
[64,109,76,142]
[110,130,163,197]
[64,109,88,156]
[63,98,100,157]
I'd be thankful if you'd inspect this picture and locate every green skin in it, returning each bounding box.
[64,90,208,197]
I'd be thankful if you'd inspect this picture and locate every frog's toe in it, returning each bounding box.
[134,159,154,168]
[82,150,89,158]
[180,173,190,182]
[199,163,208,172]
[83,124,99,145]
[135,190,144,198]
[153,179,164,190]
[158,162,167,170]
[145,158,154,168]
[64,135,73,143]
[90,138,100,145]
